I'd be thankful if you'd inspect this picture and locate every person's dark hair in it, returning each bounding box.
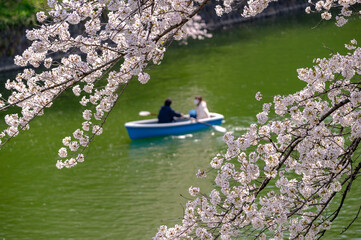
[195,96,203,102]
[164,98,172,106]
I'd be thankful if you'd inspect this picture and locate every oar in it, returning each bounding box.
[138,111,227,133]
[139,111,158,116]
[196,120,227,133]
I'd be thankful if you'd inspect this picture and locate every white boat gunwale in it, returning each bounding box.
[124,112,224,128]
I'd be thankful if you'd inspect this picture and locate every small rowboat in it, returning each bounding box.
[125,112,224,140]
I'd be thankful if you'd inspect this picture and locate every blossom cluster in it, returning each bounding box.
[155,41,361,239]
[214,0,361,27]
[0,0,212,168]
[305,0,361,25]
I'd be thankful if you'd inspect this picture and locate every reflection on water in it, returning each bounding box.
[128,130,224,161]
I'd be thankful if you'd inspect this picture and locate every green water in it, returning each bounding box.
[1,14,361,239]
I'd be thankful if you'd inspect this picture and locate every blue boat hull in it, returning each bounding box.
[125,113,224,140]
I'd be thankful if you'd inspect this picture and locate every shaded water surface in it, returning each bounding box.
[1,14,361,239]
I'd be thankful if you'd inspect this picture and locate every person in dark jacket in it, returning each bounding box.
[158,98,183,123]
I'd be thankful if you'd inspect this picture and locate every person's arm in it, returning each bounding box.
[171,108,182,118]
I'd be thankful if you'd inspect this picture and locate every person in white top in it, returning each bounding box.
[194,96,210,119]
